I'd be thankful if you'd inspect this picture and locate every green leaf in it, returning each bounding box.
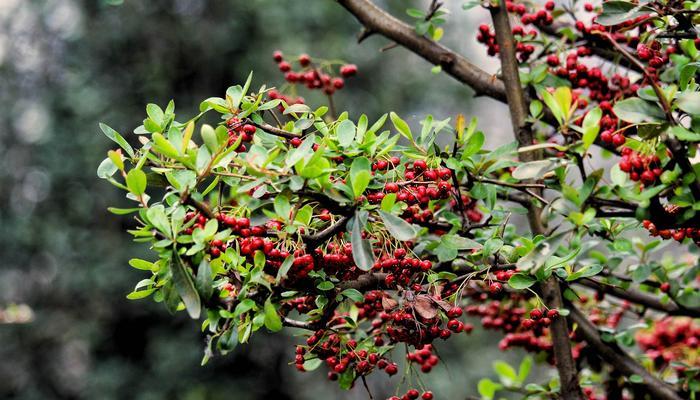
[129,258,156,271]
[349,157,371,198]
[582,107,602,150]
[97,158,118,179]
[99,123,135,158]
[390,112,412,141]
[200,124,220,153]
[170,252,201,319]
[317,281,334,291]
[126,169,147,196]
[303,358,323,371]
[378,210,417,241]
[196,259,213,300]
[340,288,364,302]
[518,356,532,382]
[493,361,517,383]
[676,91,700,115]
[273,197,291,223]
[669,126,700,142]
[613,98,665,123]
[508,273,536,289]
[276,256,294,283]
[351,211,375,271]
[263,297,283,332]
[477,378,500,400]
[597,1,655,26]
[511,159,559,180]
[147,205,171,237]
[152,132,180,158]
[336,119,356,147]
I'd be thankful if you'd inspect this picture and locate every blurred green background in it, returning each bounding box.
[0,1,532,399]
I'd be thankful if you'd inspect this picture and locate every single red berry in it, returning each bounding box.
[530,309,543,320]
[545,1,555,10]
[422,392,434,400]
[447,306,463,318]
[385,182,399,193]
[242,124,256,134]
[547,309,559,319]
[279,61,292,72]
[290,137,302,147]
[273,50,283,62]
[332,77,344,89]
[489,282,503,294]
[660,282,671,293]
[340,64,358,77]
[298,53,311,67]
[612,134,626,147]
[413,160,427,172]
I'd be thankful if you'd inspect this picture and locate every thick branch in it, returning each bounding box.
[302,216,350,248]
[490,4,582,398]
[577,278,700,318]
[336,0,506,100]
[568,305,682,400]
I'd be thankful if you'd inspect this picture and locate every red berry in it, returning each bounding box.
[279,61,291,72]
[489,282,503,294]
[612,134,626,147]
[340,64,358,77]
[422,392,434,400]
[547,309,559,319]
[385,182,399,193]
[273,50,283,62]
[413,160,427,172]
[298,53,311,67]
[660,282,670,293]
[545,1,555,10]
[530,309,543,320]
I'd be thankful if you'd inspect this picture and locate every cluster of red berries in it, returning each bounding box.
[225,117,257,153]
[183,211,209,235]
[373,249,432,288]
[267,89,305,112]
[476,24,537,61]
[387,389,434,400]
[636,318,700,368]
[295,334,397,380]
[618,147,662,185]
[406,344,440,373]
[642,220,700,245]
[272,50,356,96]
[520,308,559,330]
[317,242,363,281]
[208,238,227,257]
[281,295,315,314]
[636,41,670,74]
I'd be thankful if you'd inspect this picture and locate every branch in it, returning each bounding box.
[301,216,350,248]
[568,305,683,400]
[180,189,216,219]
[336,0,506,100]
[489,4,582,398]
[577,278,700,318]
[247,119,301,139]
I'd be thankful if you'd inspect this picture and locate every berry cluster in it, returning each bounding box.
[183,211,209,235]
[642,220,700,245]
[272,50,357,96]
[373,249,432,287]
[387,388,434,400]
[618,147,662,186]
[225,117,257,153]
[636,318,700,368]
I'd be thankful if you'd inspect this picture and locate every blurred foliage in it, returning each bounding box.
[0,0,522,399]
